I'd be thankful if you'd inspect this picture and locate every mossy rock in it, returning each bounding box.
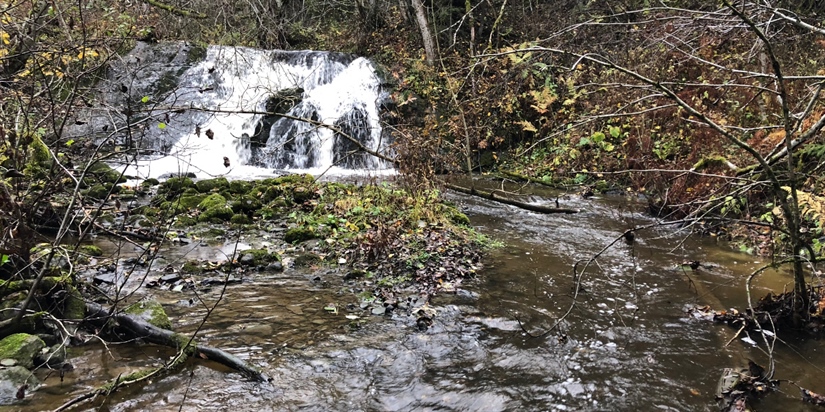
[199,205,234,223]
[198,193,228,210]
[181,260,204,274]
[87,161,127,184]
[158,200,189,215]
[79,245,103,257]
[230,214,252,225]
[195,177,230,193]
[63,285,86,320]
[229,180,253,194]
[119,190,137,201]
[275,173,314,184]
[0,333,46,369]
[294,252,321,267]
[284,227,317,243]
[141,178,160,187]
[262,185,285,203]
[445,208,471,226]
[159,177,195,196]
[125,300,173,330]
[239,248,280,266]
[84,183,121,200]
[172,215,198,228]
[230,195,263,214]
[133,206,160,217]
[0,366,40,400]
[292,185,317,203]
[256,206,279,220]
[197,193,233,223]
[178,194,208,210]
[203,228,226,238]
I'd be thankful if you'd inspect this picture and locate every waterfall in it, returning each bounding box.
[105,43,392,178]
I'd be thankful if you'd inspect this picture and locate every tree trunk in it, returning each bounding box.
[410,0,436,65]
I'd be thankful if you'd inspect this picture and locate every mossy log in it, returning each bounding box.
[445,183,578,214]
[84,302,267,382]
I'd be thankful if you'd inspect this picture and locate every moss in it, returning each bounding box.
[262,185,284,202]
[0,333,46,369]
[294,252,321,267]
[275,173,314,184]
[172,215,198,228]
[159,177,195,196]
[181,260,204,274]
[23,134,53,179]
[178,194,207,209]
[198,193,228,210]
[79,245,103,257]
[284,227,317,243]
[229,180,253,194]
[134,206,160,217]
[195,177,230,193]
[230,195,263,214]
[445,208,471,226]
[88,161,127,184]
[230,214,252,224]
[125,300,173,330]
[85,183,121,200]
[142,178,160,187]
[292,185,316,203]
[203,228,226,238]
[119,190,137,201]
[240,248,280,265]
[63,285,86,320]
[199,205,234,223]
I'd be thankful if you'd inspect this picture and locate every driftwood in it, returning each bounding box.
[84,302,267,382]
[445,183,579,214]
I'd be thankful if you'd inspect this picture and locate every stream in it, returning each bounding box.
[19,180,825,411]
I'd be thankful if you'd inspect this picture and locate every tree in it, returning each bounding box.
[498,1,825,320]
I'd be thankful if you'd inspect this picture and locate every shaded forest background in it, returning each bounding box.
[3,0,825,251]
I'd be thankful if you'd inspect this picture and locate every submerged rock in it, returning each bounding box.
[0,366,39,405]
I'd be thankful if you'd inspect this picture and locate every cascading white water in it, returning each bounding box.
[123,45,392,179]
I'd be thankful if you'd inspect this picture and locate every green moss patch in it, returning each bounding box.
[125,300,173,330]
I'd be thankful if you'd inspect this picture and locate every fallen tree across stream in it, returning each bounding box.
[444,183,579,214]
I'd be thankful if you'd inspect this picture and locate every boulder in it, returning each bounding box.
[0,333,46,369]
[0,366,40,405]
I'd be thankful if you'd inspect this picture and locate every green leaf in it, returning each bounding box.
[609,125,621,138]
[141,96,150,103]
[158,122,166,129]
[0,254,8,266]
[65,139,75,147]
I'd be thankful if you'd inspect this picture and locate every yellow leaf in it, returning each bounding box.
[0,30,9,45]
[515,120,537,132]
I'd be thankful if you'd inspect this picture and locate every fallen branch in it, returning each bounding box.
[445,183,578,214]
[84,302,267,382]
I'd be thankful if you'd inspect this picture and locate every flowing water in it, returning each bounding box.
[17,180,825,411]
[46,43,825,411]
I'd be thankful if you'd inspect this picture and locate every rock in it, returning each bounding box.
[0,334,46,369]
[240,253,256,266]
[160,273,181,283]
[125,300,173,330]
[0,366,40,405]
[266,261,284,272]
[35,344,67,368]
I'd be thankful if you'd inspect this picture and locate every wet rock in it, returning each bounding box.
[266,261,284,272]
[125,300,172,330]
[0,333,46,369]
[294,252,321,267]
[160,273,181,283]
[284,227,316,244]
[35,344,67,368]
[0,366,40,405]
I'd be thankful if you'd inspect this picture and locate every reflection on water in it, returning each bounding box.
[18,181,825,411]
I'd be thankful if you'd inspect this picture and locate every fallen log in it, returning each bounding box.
[445,183,579,214]
[84,302,267,382]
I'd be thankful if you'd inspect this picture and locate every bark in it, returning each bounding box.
[445,183,578,214]
[84,302,268,382]
[410,0,437,65]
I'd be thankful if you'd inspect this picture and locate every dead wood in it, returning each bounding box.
[445,183,578,214]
